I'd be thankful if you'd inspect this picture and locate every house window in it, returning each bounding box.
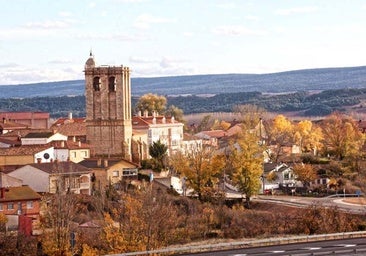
[8,203,14,210]
[112,171,119,177]
[27,201,33,209]
[83,151,88,157]
[122,168,138,177]
[73,152,77,158]
[284,172,290,180]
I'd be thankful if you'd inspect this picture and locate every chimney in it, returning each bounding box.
[73,136,76,142]
[138,111,141,117]
[162,116,166,124]
[97,158,102,167]
[171,116,175,123]
[68,112,73,120]
[61,141,65,148]
[78,140,81,147]
[104,159,108,167]
[144,110,148,117]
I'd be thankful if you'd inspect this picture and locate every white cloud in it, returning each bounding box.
[245,15,259,22]
[59,11,72,17]
[0,28,59,39]
[113,0,147,2]
[75,32,148,41]
[0,63,19,69]
[134,14,175,30]
[129,56,157,63]
[0,65,83,85]
[88,2,96,8]
[183,32,194,37]
[216,3,236,9]
[24,20,70,29]
[275,6,318,16]
[48,59,74,65]
[212,25,267,36]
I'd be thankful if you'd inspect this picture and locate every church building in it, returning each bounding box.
[84,53,132,160]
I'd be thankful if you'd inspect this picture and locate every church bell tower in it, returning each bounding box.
[84,53,132,159]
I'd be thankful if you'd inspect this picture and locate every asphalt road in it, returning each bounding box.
[177,237,366,256]
[254,195,366,214]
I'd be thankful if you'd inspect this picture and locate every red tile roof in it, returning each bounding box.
[28,161,91,174]
[0,145,51,156]
[0,137,21,147]
[0,120,29,129]
[0,185,41,202]
[132,116,182,128]
[51,122,86,137]
[0,112,49,120]
[50,140,91,150]
[52,117,86,126]
[79,158,138,169]
[0,129,52,138]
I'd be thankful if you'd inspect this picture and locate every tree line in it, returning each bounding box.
[1,87,366,117]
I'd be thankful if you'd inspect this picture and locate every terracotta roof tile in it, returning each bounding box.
[0,112,49,120]
[50,140,91,150]
[51,122,86,137]
[52,117,85,126]
[0,120,29,129]
[0,137,21,146]
[0,145,51,156]
[28,161,91,174]
[0,185,41,202]
[1,129,52,138]
[132,116,182,127]
[79,158,138,169]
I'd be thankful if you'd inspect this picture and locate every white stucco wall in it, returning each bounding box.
[8,166,50,193]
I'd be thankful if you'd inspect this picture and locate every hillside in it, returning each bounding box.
[1,66,366,98]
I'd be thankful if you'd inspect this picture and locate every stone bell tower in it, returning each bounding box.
[84,52,132,160]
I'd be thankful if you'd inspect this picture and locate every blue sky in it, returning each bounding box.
[1,0,366,85]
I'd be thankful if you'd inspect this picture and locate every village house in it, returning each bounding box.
[180,133,203,156]
[262,163,301,193]
[0,181,41,233]
[132,111,184,156]
[0,144,55,166]
[0,118,28,135]
[50,113,87,143]
[51,140,91,163]
[0,112,50,129]
[79,158,139,190]
[6,161,93,195]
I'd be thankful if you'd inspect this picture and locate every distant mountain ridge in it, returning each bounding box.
[1,66,366,98]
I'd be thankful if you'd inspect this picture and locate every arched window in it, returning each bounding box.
[93,77,101,91]
[109,76,116,92]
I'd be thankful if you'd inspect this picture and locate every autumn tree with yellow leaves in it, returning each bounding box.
[321,112,363,160]
[228,129,264,208]
[170,145,226,202]
[267,114,294,162]
[293,120,323,155]
[292,163,317,189]
[135,93,167,115]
